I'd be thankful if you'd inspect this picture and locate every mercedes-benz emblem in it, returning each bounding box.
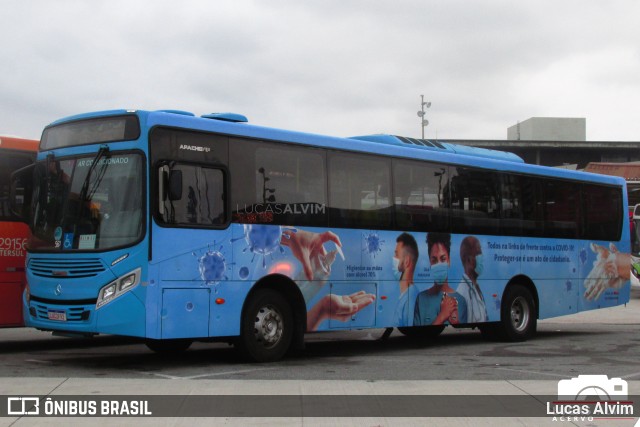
[55,284,62,296]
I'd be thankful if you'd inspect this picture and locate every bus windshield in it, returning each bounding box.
[29,152,143,251]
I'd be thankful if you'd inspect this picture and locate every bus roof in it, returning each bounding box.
[0,136,38,152]
[45,109,626,187]
[349,134,524,163]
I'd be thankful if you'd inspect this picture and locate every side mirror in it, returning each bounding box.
[10,164,35,222]
[168,170,183,201]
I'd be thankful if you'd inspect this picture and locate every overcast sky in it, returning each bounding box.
[2,1,639,142]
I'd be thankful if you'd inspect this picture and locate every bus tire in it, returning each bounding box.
[398,325,445,339]
[498,284,537,342]
[237,288,293,363]
[145,338,193,354]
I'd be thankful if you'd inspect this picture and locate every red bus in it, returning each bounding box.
[0,136,38,327]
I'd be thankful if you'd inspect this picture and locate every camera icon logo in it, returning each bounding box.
[558,375,628,401]
[7,397,40,415]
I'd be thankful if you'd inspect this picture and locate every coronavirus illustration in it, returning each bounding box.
[579,247,588,265]
[193,243,231,285]
[232,224,285,268]
[362,231,384,258]
[565,280,573,292]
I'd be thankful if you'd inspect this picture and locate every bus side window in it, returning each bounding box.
[520,175,544,237]
[543,180,579,239]
[328,152,391,229]
[582,183,622,241]
[392,159,449,232]
[229,139,327,226]
[450,167,500,235]
[500,174,523,236]
[159,164,226,226]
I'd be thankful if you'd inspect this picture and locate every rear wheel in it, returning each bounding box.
[485,284,536,341]
[398,325,445,339]
[236,289,293,362]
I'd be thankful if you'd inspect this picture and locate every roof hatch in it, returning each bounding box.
[201,112,248,123]
[349,134,523,163]
[155,110,195,116]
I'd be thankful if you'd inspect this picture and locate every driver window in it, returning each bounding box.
[159,163,226,227]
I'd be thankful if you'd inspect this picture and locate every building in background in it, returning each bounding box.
[507,117,586,142]
[445,117,640,169]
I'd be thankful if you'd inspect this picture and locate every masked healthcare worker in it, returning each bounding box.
[456,236,488,323]
[392,233,419,326]
[413,232,467,326]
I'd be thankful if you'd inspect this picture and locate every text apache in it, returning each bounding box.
[179,144,211,152]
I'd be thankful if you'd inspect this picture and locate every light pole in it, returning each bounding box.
[417,95,431,139]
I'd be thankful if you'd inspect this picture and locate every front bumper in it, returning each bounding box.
[24,290,146,337]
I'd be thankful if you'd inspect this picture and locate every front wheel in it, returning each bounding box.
[495,284,537,341]
[236,289,293,362]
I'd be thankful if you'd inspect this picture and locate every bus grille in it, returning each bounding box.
[29,258,107,279]
[32,303,91,322]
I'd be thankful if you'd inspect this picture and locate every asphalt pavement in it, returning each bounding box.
[0,288,638,427]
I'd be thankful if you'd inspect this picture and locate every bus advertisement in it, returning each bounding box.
[0,136,38,327]
[14,110,630,361]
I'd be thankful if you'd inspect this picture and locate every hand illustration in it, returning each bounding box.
[306,290,376,331]
[281,229,342,281]
[434,293,458,325]
[584,243,629,301]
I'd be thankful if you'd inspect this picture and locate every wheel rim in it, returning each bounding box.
[510,296,530,332]
[253,304,284,349]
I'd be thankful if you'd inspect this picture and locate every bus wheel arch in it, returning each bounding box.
[237,274,306,362]
[505,275,539,320]
[482,276,538,342]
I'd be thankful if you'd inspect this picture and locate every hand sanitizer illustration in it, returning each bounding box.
[298,243,344,303]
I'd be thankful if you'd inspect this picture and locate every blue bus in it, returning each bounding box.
[14,109,630,362]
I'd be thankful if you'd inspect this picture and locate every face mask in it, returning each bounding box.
[475,254,484,276]
[430,262,448,284]
[392,257,403,281]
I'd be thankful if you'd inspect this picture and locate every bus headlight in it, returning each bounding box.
[101,284,117,300]
[96,268,141,309]
[119,273,137,292]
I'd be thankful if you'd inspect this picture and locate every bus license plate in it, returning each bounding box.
[48,310,67,321]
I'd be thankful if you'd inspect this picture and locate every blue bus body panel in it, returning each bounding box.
[25,241,149,336]
[147,224,629,334]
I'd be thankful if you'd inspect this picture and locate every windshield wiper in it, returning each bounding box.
[75,145,110,225]
[78,145,110,204]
